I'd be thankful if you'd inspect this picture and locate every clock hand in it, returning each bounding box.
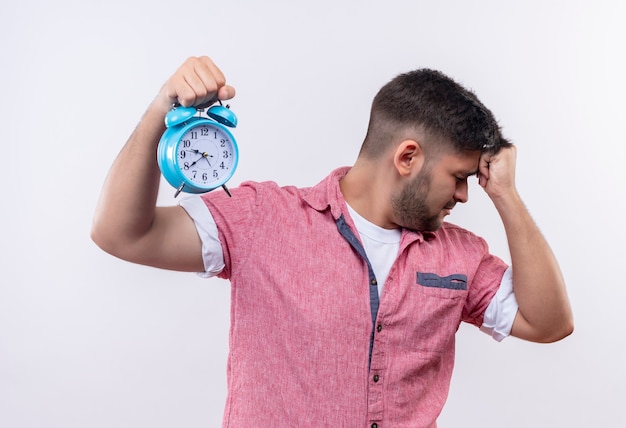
[188,153,204,168]
[202,152,215,167]
[184,149,202,156]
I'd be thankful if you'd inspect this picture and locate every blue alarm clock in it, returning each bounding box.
[157,102,239,197]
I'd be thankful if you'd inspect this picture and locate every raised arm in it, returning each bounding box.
[91,56,235,272]
[478,146,574,343]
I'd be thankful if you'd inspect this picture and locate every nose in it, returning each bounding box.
[454,179,469,203]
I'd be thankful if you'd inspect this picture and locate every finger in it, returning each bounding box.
[478,154,491,176]
[180,74,207,107]
[197,56,226,88]
[477,172,487,188]
[172,57,223,107]
[176,58,213,107]
[477,153,492,189]
[197,57,236,101]
[191,56,227,105]
[217,84,236,101]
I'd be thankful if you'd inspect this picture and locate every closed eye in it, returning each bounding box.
[456,171,477,182]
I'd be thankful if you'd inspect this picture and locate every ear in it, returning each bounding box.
[393,139,425,177]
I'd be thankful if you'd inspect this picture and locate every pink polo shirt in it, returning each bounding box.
[190,167,510,427]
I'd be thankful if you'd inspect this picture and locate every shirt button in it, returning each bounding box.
[377,324,382,333]
[371,424,378,428]
[373,374,380,382]
[371,278,377,286]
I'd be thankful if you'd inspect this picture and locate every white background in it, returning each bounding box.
[1,1,624,427]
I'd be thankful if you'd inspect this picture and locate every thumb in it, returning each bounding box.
[218,85,236,101]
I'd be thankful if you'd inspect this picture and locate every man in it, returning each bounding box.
[91,56,573,427]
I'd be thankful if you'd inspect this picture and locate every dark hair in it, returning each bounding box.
[360,69,511,158]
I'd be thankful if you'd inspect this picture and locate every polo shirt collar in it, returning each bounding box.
[301,167,350,218]
[302,167,436,243]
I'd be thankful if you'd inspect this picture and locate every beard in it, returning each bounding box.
[391,169,444,232]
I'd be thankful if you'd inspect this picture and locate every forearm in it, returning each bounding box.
[494,191,574,342]
[91,97,169,254]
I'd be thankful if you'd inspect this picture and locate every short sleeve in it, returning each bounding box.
[480,267,518,341]
[179,196,225,278]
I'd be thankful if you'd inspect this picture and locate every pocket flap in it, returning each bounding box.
[417,272,467,290]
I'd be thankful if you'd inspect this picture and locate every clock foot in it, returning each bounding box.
[222,184,232,197]
[174,183,185,198]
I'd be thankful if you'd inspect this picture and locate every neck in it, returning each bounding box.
[340,158,398,230]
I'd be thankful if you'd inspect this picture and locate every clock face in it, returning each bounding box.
[176,123,237,188]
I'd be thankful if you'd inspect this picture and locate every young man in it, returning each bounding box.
[92,56,573,427]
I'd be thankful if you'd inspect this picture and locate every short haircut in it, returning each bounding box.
[359,69,511,158]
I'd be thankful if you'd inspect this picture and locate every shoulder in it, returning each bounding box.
[238,180,311,205]
[432,222,490,252]
[438,221,481,238]
[200,179,311,218]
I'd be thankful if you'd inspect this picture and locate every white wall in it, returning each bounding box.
[1,1,624,427]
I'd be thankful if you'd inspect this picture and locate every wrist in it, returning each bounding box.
[490,188,524,217]
[150,90,174,117]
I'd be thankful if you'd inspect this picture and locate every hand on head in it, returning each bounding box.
[478,145,517,200]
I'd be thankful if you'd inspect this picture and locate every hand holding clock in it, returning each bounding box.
[159,56,236,111]
[157,57,240,197]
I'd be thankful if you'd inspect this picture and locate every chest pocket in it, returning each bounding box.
[401,272,468,353]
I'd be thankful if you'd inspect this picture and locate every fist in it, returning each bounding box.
[478,145,517,200]
[161,56,236,108]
